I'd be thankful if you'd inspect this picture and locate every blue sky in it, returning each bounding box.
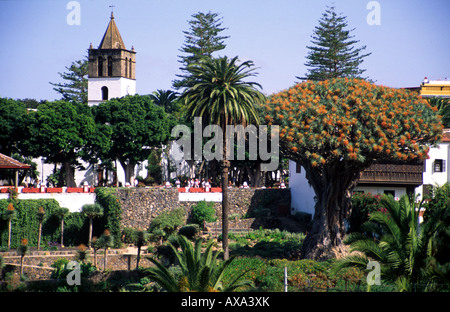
[0,0,449,101]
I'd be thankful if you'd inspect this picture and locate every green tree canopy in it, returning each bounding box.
[300,6,371,81]
[0,98,28,155]
[49,58,88,104]
[265,78,442,260]
[92,94,174,183]
[21,101,97,187]
[173,11,229,90]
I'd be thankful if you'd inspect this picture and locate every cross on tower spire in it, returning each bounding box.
[109,5,115,18]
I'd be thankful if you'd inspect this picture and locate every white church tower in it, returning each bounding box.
[87,12,136,106]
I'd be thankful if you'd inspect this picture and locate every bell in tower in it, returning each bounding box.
[87,12,136,106]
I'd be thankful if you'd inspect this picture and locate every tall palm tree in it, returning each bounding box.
[81,203,104,248]
[54,207,69,247]
[180,56,265,259]
[334,194,440,291]
[144,235,251,292]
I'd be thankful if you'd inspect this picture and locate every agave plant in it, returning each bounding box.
[334,194,440,291]
[144,235,251,292]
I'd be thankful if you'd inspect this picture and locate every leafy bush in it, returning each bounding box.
[189,201,217,227]
[178,224,200,239]
[50,258,96,280]
[223,257,369,292]
[348,192,384,233]
[0,199,88,248]
[148,207,185,241]
[94,188,122,247]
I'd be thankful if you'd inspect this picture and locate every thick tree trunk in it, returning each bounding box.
[300,165,358,261]
[63,161,76,187]
[119,159,136,185]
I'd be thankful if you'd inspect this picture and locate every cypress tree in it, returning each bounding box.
[300,6,371,81]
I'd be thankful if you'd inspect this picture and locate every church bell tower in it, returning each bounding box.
[87,12,136,106]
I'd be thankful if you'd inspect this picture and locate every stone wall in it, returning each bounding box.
[116,187,291,231]
[1,249,152,281]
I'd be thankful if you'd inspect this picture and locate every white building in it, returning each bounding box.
[416,129,450,199]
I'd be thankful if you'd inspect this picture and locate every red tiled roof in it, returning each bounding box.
[0,153,31,169]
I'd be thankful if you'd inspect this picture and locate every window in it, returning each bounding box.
[125,57,128,77]
[129,58,132,78]
[101,86,108,101]
[296,162,301,173]
[98,57,104,76]
[433,159,446,173]
[107,56,113,76]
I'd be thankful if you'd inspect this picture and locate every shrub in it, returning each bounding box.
[0,198,88,248]
[94,188,122,248]
[348,192,383,233]
[148,207,185,241]
[189,201,217,227]
[178,224,200,239]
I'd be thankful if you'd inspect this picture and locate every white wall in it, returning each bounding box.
[353,185,407,199]
[415,141,449,199]
[423,142,449,186]
[88,77,136,106]
[0,192,95,212]
[288,160,316,217]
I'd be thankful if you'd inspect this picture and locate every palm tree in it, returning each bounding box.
[54,207,69,247]
[3,203,16,249]
[17,238,28,278]
[334,194,439,291]
[427,97,450,128]
[149,89,179,114]
[135,229,149,270]
[144,235,251,292]
[81,203,104,248]
[97,229,114,271]
[180,56,265,259]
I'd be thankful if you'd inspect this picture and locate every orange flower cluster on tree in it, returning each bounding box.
[265,78,442,168]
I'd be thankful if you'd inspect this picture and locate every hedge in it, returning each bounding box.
[0,199,87,249]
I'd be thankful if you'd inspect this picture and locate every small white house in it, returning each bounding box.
[415,129,450,199]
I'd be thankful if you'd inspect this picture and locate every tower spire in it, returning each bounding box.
[98,8,125,49]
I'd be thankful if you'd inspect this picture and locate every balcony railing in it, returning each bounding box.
[358,162,423,185]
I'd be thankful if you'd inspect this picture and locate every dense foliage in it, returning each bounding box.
[265,77,442,260]
[92,94,175,183]
[189,200,217,226]
[302,6,371,81]
[94,187,122,247]
[0,199,86,249]
[173,11,229,90]
[336,194,450,291]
